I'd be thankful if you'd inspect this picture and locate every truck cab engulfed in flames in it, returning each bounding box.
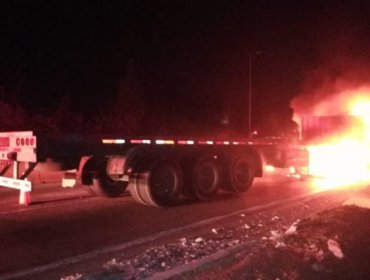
[298,113,370,189]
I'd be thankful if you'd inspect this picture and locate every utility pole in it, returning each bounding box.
[248,50,261,137]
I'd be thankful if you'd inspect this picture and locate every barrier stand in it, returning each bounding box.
[13,161,31,206]
[19,189,31,205]
[0,132,36,206]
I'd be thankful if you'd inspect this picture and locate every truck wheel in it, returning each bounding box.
[86,158,128,198]
[228,153,256,193]
[189,156,222,201]
[129,158,183,207]
[128,174,150,206]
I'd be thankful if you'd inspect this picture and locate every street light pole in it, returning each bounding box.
[248,50,261,138]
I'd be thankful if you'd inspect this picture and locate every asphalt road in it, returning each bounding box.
[0,173,318,279]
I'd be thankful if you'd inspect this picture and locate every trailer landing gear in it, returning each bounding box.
[83,158,128,198]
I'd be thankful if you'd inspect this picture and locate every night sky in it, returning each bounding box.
[1,0,370,136]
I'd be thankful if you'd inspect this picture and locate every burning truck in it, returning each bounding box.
[292,91,370,189]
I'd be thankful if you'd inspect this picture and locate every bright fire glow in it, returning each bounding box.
[351,97,370,144]
[308,140,370,190]
[302,92,370,191]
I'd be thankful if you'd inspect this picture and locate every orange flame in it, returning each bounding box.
[351,95,370,144]
[301,90,370,191]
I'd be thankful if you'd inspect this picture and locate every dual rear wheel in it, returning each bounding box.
[227,153,256,193]
[129,158,183,207]
[186,156,222,201]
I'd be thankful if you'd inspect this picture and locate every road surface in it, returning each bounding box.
[0,172,344,279]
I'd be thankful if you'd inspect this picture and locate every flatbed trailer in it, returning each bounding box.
[0,131,304,207]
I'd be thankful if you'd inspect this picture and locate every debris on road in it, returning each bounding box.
[284,219,300,236]
[327,238,344,259]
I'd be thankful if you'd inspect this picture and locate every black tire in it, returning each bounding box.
[229,153,256,193]
[129,158,183,207]
[190,156,222,201]
[84,158,128,198]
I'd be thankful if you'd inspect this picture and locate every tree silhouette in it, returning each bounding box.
[54,94,84,133]
[94,59,146,135]
[0,99,25,130]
